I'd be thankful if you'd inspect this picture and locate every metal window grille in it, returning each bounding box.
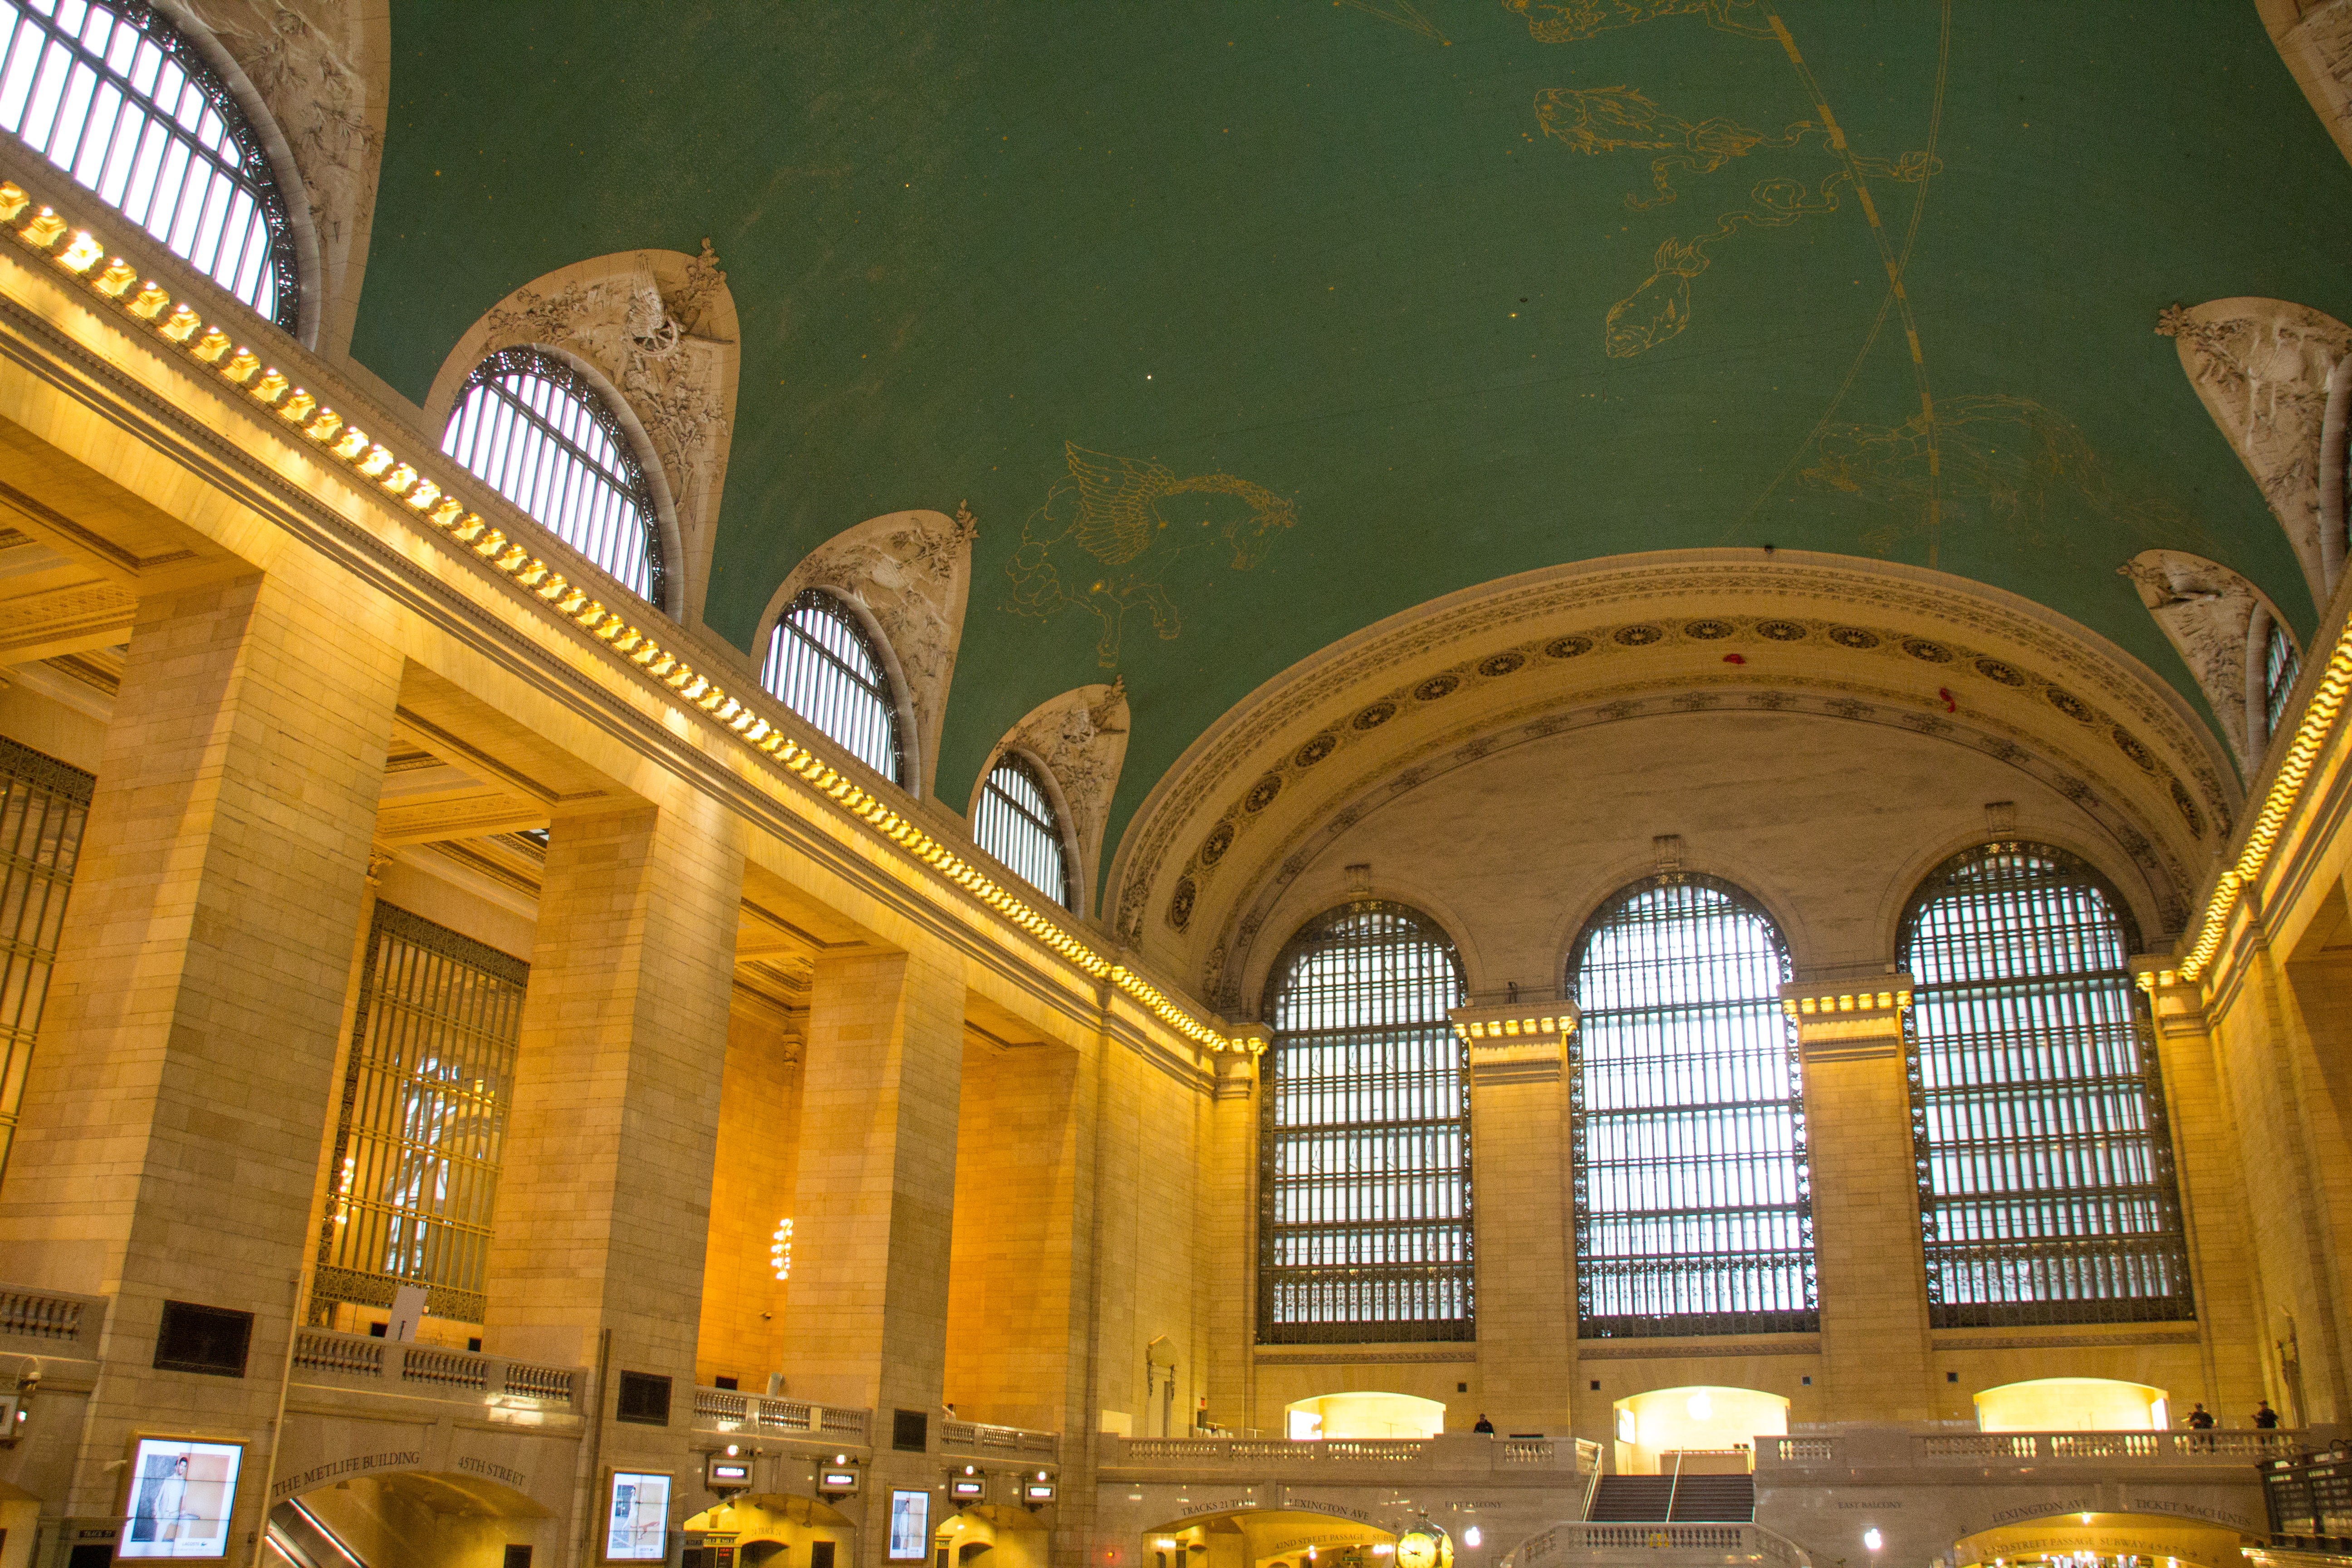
[762,588,904,785]
[316,902,529,1324]
[441,347,664,608]
[1568,875,1816,1338]
[2265,619,2301,741]
[1901,843,2194,1327]
[0,0,295,326]
[972,752,1071,910]
[0,735,88,1188]
[1258,901,1472,1343]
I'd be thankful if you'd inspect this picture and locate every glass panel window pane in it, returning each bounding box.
[0,0,294,324]
[762,588,903,785]
[1568,877,1816,1338]
[0,735,91,1191]
[2265,621,2301,742]
[1901,844,2193,1328]
[1259,901,1472,1344]
[972,753,1070,910]
[441,348,664,610]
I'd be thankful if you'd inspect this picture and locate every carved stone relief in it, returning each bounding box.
[980,680,1131,920]
[2117,549,2280,777]
[2157,298,2352,609]
[2267,0,2352,170]
[770,507,976,801]
[169,0,385,354]
[428,246,741,623]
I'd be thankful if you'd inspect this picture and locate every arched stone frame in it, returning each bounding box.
[426,246,740,626]
[1229,871,1496,1011]
[1551,857,1818,996]
[969,682,1129,923]
[753,583,921,793]
[162,0,387,358]
[757,508,977,802]
[969,742,1087,918]
[2157,297,2352,612]
[2118,548,2304,777]
[2322,353,2352,590]
[1103,551,2234,1010]
[1867,822,2169,978]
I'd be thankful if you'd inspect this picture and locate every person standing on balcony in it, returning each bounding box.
[2254,1401,2281,1429]
[1473,1414,1495,1434]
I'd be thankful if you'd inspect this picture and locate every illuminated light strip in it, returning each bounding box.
[0,176,1256,1057]
[2176,635,2352,981]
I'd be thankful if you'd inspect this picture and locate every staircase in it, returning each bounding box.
[1667,1474,1754,1522]
[267,1499,367,1568]
[1586,1476,1675,1520]
[1583,1470,1754,1522]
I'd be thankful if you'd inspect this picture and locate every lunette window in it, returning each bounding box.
[2264,616,2301,743]
[1568,875,1816,1338]
[1259,901,1471,1343]
[0,733,88,1189]
[1901,843,2193,1326]
[762,588,904,785]
[441,347,664,609]
[0,0,296,326]
[315,902,529,1325]
[971,752,1071,910]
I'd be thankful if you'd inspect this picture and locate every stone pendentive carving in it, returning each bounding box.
[430,245,741,622]
[2117,550,2286,777]
[981,679,1131,919]
[1103,556,2238,952]
[171,0,384,351]
[2157,299,2352,608]
[773,506,977,800]
[2269,0,2352,169]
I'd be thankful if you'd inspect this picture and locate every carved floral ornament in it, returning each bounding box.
[977,678,1131,919]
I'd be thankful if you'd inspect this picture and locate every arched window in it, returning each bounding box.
[972,752,1071,910]
[761,588,904,785]
[1567,876,1815,1337]
[1259,901,1470,1343]
[1901,843,2192,1326]
[0,0,296,327]
[2264,616,2301,742]
[441,348,663,608]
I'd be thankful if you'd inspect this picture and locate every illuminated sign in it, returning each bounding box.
[603,1470,671,1562]
[822,1470,861,1492]
[889,1490,931,1560]
[118,1439,243,1560]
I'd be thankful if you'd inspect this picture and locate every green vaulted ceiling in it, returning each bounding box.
[351,1,2352,890]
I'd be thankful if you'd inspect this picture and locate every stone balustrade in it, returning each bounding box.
[943,1418,1059,1460]
[691,1386,873,1446]
[1515,1523,1810,1568]
[290,1327,580,1411]
[0,1284,103,1346]
[1111,1433,1597,1475]
[1757,1428,2302,1468]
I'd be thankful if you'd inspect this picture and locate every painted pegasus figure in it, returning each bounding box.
[1006,442,1296,666]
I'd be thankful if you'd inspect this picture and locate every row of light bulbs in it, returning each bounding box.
[0,172,1259,1059]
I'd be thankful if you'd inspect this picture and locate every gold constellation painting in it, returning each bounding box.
[1536,84,1937,357]
[1004,442,1296,667]
[1505,0,1771,43]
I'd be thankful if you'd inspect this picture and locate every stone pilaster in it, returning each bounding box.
[482,794,746,1494]
[1200,1030,1263,1438]
[782,943,965,1566]
[1782,975,1936,1420]
[1449,1002,1577,1436]
[0,573,402,1543]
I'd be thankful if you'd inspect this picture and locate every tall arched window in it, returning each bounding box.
[1568,876,1815,1337]
[441,348,663,608]
[972,752,1071,910]
[0,0,296,326]
[761,588,904,785]
[1259,902,1470,1343]
[1901,843,2192,1326]
[2263,616,2301,743]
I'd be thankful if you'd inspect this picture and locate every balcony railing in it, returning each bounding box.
[0,1285,102,1345]
[1515,1523,1808,1568]
[692,1387,872,1445]
[944,1419,1059,1460]
[1757,1429,2302,1468]
[291,1328,579,1411]
[1114,1434,1599,1474]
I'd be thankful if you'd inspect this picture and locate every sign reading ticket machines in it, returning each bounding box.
[118,1437,243,1559]
[603,1470,672,1562]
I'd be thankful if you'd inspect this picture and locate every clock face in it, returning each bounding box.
[1396,1533,1441,1568]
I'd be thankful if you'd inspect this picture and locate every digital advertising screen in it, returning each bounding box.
[118,1437,242,1559]
[603,1470,671,1562]
[888,1488,931,1560]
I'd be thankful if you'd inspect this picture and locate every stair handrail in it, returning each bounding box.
[1665,1451,1684,1522]
[1580,1452,1605,1520]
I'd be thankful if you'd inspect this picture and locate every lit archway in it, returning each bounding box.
[682,1492,857,1568]
[1974,1378,2171,1432]
[1285,1392,1447,1440]
[1145,1508,1399,1568]
[1953,1511,2248,1568]
[1610,1386,1788,1475]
